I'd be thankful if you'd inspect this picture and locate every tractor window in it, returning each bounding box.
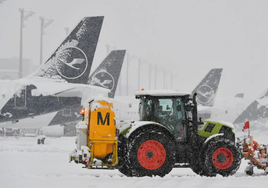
[174,98,185,121]
[153,99,173,120]
[139,97,153,121]
[153,98,186,141]
[172,98,186,141]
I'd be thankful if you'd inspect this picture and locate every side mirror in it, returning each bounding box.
[198,117,203,125]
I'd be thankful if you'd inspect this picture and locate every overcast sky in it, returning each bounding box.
[1,0,268,99]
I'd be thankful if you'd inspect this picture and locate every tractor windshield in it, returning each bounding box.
[154,98,186,140]
[139,96,187,141]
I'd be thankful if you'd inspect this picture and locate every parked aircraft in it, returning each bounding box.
[0,16,111,125]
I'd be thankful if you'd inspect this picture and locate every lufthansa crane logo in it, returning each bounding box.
[90,70,115,91]
[196,85,215,106]
[55,46,88,79]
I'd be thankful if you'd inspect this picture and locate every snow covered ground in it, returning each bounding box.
[0,132,268,188]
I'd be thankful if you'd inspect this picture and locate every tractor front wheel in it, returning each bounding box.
[203,138,241,177]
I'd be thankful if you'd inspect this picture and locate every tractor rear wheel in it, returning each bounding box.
[203,138,241,177]
[127,130,175,177]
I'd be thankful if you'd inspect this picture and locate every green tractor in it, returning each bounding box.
[117,90,241,177]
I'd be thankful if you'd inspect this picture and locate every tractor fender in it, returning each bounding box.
[124,121,171,139]
[204,133,224,145]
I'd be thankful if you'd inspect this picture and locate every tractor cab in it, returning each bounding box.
[136,90,198,141]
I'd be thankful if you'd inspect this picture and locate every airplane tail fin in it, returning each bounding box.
[233,100,260,124]
[48,50,126,126]
[192,68,223,107]
[87,50,126,98]
[233,91,268,124]
[32,16,104,84]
